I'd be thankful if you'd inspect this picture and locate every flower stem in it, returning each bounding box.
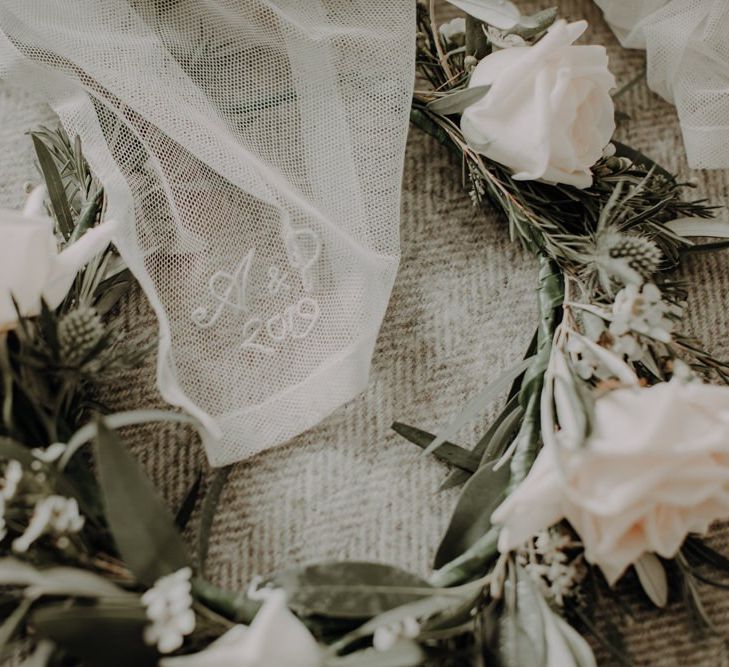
[507,256,563,493]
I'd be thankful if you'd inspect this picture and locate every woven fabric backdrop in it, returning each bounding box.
[1,1,728,664]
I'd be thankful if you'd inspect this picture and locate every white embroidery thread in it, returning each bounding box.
[191,248,255,328]
[193,232,322,355]
[284,228,322,293]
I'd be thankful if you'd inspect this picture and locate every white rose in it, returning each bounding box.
[492,379,729,584]
[160,589,322,667]
[0,197,118,331]
[460,20,616,189]
[439,17,466,47]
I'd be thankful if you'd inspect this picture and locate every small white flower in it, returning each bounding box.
[520,530,584,606]
[671,358,697,383]
[31,443,68,464]
[401,616,420,639]
[439,17,466,47]
[610,283,673,343]
[566,335,602,380]
[142,567,196,654]
[610,331,643,361]
[2,460,23,500]
[12,495,84,553]
[373,625,398,652]
[373,617,420,652]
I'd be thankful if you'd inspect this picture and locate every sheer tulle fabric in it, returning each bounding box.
[0,1,414,464]
[594,0,729,169]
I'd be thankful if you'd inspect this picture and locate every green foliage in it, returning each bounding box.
[433,461,510,570]
[31,602,157,667]
[93,420,190,586]
[272,562,434,619]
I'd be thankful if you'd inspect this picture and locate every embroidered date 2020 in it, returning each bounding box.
[191,228,322,356]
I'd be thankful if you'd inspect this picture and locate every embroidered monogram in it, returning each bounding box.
[284,228,321,293]
[191,248,255,328]
[192,229,322,356]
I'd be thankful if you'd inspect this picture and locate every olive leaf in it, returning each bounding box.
[634,553,668,608]
[31,602,157,667]
[427,85,490,115]
[0,558,129,600]
[391,422,479,472]
[434,460,511,569]
[272,562,433,619]
[429,527,499,588]
[93,420,189,585]
[424,356,534,457]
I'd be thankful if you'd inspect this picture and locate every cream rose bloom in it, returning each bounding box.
[492,379,729,584]
[0,197,118,331]
[461,19,616,189]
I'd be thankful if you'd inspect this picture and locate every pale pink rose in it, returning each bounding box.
[461,20,616,188]
[492,379,729,584]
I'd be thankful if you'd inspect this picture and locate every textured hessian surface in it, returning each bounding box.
[0,0,728,664]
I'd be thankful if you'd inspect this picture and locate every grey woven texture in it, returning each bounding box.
[1,1,729,664]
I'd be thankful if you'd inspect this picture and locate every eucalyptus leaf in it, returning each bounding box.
[427,85,490,115]
[272,562,433,619]
[31,602,157,667]
[31,134,74,239]
[93,420,189,585]
[434,460,511,569]
[445,0,520,29]
[634,553,668,608]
